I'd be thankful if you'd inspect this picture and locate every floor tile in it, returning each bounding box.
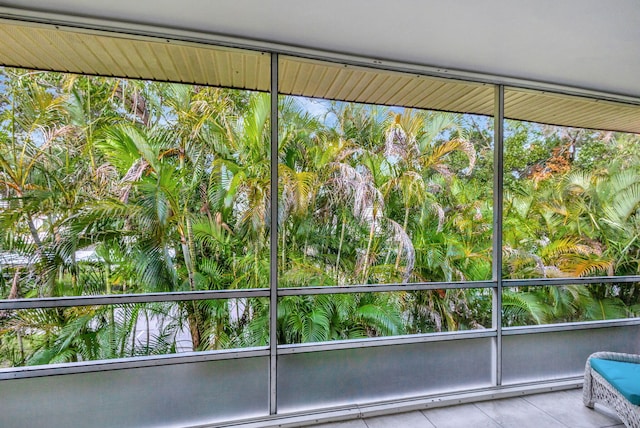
[421,403,502,428]
[301,390,628,428]
[475,397,567,428]
[311,419,368,428]
[523,389,622,428]
[364,410,434,428]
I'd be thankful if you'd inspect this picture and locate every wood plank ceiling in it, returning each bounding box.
[0,20,638,134]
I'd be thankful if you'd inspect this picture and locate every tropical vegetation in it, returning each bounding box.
[0,68,639,367]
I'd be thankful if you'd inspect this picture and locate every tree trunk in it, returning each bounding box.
[8,268,20,299]
[187,303,202,350]
[335,214,346,284]
[179,220,202,350]
[362,209,377,283]
[394,206,410,271]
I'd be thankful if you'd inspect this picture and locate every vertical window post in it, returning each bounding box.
[492,84,505,386]
[269,53,279,414]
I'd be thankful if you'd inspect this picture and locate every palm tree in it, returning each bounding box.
[277,293,404,344]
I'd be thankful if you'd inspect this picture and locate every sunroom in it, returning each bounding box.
[0,2,639,428]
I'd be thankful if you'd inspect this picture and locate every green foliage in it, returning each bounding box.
[1,67,640,367]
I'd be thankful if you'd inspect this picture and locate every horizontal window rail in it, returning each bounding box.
[503,318,640,335]
[0,347,269,381]
[2,275,637,308]
[504,276,640,287]
[277,281,495,296]
[0,289,271,310]
[3,275,639,310]
[276,329,497,354]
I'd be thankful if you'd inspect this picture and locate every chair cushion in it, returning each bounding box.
[591,358,640,406]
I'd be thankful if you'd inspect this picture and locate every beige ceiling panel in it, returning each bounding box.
[372,77,412,105]
[505,89,640,134]
[257,58,271,90]
[161,47,181,80]
[4,26,67,71]
[293,60,316,93]
[163,43,192,82]
[358,74,391,102]
[137,45,161,78]
[230,52,245,88]
[0,21,270,90]
[41,31,95,73]
[0,28,37,69]
[458,88,494,113]
[92,37,133,77]
[424,82,465,107]
[177,45,203,83]
[385,78,421,104]
[312,67,338,97]
[209,51,227,86]
[1,20,638,133]
[396,78,435,106]
[279,56,494,116]
[219,52,232,86]
[73,36,114,75]
[326,68,354,99]
[344,70,376,100]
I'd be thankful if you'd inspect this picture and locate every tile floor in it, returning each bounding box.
[308,389,625,428]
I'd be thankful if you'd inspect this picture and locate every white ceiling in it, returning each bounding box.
[1,0,639,99]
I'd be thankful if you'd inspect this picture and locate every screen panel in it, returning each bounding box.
[502,96,640,281]
[502,283,640,327]
[278,57,495,288]
[277,289,492,344]
[0,356,269,428]
[502,325,640,384]
[0,298,269,368]
[277,338,493,413]
[0,68,270,297]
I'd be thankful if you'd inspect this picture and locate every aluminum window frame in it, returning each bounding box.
[0,11,638,423]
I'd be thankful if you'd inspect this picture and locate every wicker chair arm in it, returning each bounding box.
[587,351,640,366]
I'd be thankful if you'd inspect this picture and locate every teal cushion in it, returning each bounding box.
[591,358,640,406]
